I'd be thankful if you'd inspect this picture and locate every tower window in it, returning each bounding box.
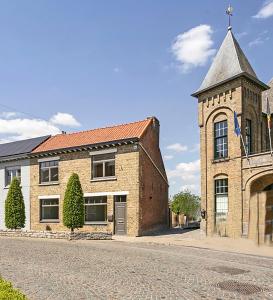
[214,120,228,159]
[215,178,228,222]
[246,119,252,154]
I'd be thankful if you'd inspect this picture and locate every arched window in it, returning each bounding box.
[214,120,228,159]
[215,178,228,222]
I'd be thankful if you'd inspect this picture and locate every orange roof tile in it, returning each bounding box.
[32,118,152,153]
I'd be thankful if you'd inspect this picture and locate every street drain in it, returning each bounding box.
[216,280,263,295]
[210,266,249,275]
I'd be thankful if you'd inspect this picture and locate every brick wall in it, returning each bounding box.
[198,78,266,239]
[30,144,140,236]
[139,117,169,234]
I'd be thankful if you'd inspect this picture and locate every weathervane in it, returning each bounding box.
[226,4,233,30]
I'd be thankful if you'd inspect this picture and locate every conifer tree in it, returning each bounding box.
[63,173,84,232]
[5,177,25,229]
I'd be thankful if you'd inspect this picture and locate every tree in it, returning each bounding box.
[63,173,84,232]
[5,177,25,229]
[171,190,200,221]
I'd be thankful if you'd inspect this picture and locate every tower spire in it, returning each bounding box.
[226,4,233,31]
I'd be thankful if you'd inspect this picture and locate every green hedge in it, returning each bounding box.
[0,277,27,300]
[5,177,25,229]
[63,173,84,232]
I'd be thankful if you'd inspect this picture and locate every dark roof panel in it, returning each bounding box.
[193,29,267,96]
[0,136,50,158]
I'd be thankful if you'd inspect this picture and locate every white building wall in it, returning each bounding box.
[0,159,30,230]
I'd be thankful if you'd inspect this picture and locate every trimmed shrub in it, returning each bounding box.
[0,277,27,300]
[5,177,25,229]
[63,173,84,232]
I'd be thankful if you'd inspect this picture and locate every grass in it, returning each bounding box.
[0,277,27,300]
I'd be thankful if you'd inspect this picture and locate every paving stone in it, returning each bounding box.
[0,237,273,299]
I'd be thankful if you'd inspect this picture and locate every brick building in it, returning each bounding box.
[192,27,273,245]
[29,117,168,236]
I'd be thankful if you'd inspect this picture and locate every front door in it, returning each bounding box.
[114,196,127,235]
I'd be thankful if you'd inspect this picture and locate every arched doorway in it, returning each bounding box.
[249,174,273,245]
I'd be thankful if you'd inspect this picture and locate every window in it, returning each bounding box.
[114,195,127,202]
[40,198,59,222]
[246,119,252,154]
[5,167,21,186]
[92,153,115,179]
[215,179,228,222]
[84,196,107,224]
[214,120,228,159]
[40,160,59,183]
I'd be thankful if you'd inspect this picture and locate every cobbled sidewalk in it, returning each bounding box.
[114,228,273,258]
[1,236,273,299]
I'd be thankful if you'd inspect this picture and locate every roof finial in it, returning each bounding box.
[226,4,233,31]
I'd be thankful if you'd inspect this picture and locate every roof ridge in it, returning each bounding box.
[230,31,244,73]
[51,118,151,138]
[231,31,257,78]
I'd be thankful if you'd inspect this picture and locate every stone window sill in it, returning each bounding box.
[84,222,108,226]
[40,220,60,223]
[90,177,117,183]
[212,157,230,164]
[39,182,59,186]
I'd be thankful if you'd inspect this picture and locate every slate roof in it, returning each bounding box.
[32,118,153,153]
[193,29,268,96]
[0,136,50,158]
[262,78,273,114]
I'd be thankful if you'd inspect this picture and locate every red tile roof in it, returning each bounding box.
[32,118,152,153]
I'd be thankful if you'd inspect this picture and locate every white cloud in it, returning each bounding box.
[167,159,200,194]
[171,24,216,73]
[0,112,19,119]
[50,112,81,127]
[190,143,200,153]
[253,0,273,19]
[166,143,188,152]
[164,155,174,161]
[248,31,270,47]
[0,111,81,144]
[0,118,61,142]
[236,32,248,40]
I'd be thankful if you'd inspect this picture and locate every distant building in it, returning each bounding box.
[29,117,168,236]
[192,27,273,245]
[0,136,50,230]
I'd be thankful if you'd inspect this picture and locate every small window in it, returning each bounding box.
[84,196,107,224]
[40,160,59,184]
[114,195,127,202]
[5,167,21,186]
[92,153,115,179]
[40,198,59,222]
[246,119,252,154]
[214,120,228,159]
[215,179,228,222]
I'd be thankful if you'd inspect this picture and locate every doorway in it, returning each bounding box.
[114,195,127,235]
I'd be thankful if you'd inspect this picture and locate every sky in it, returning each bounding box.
[0,1,272,196]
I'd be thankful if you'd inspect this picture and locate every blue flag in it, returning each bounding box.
[234,111,241,137]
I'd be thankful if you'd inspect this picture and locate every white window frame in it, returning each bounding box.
[39,160,59,184]
[90,150,116,180]
[215,178,228,222]
[5,166,21,187]
[39,196,60,223]
[84,196,108,225]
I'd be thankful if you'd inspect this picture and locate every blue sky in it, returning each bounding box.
[0,1,272,196]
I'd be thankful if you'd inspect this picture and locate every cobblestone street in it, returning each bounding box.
[0,237,273,300]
